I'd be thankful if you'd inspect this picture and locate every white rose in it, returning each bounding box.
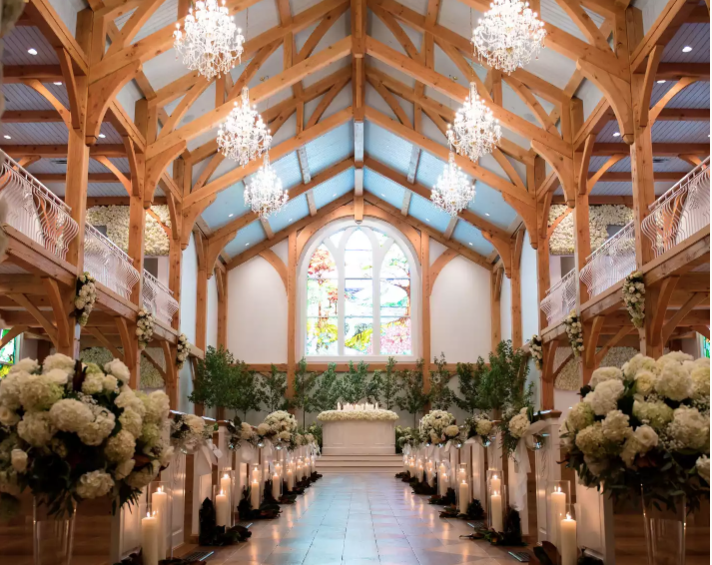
[633,370,656,396]
[696,455,710,484]
[10,449,28,473]
[104,359,131,384]
[115,459,136,480]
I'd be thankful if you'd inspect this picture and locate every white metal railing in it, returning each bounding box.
[641,157,710,258]
[142,269,179,324]
[540,268,577,326]
[0,150,79,260]
[83,224,140,300]
[579,221,636,299]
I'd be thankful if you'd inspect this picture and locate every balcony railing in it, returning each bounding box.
[641,157,710,258]
[84,224,140,300]
[540,268,577,326]
[142,269,179,325]
[0,151,79,260]
[579,221,636,299]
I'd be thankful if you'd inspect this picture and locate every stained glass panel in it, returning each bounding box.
[306,317,338,355]
[381,318,412,355]
[307,244,336,280]
[381,243,410,279]
[344,317,373,355]
[307,279,338,317]
[344,279,372,316]
[380,279,410,317]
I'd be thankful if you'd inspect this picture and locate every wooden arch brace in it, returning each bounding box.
[531,141,576,206]
[429,249,457,296]
[145,141,188,209]
[87,61,142,144]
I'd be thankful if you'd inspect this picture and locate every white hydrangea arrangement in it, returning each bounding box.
[548,204,634,255]
[560,353,710,510]
[530,335,543,370]
[317,408,399,422]
[0,354,172,517]
[226,416,256,450]
[258,410,298,449]
[622,271,645,328]
[465,414,494,446]
[176,334,189,369]
[86,205,171,256]
[136,309,155,350]
[419,410,458,446]
[396,426,422,452]
[565,312,584,357]
[73,272,97,326]
[170,413,213,453]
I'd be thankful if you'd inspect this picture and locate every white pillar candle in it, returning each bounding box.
[417,464,424,483]
[491,491,503,532]
[561,514,577,565]
[551,487,567,548]
[250,479,260,510]
[440,473,448,496]
[458,466,467,483]
[152,487,168,558]
[272,473,280,500]
[286,469,294,491]
[220,473,232,514]
[216,490,230,527]
[490,474,501,494]
[141,512,159,565]
[459,480,469,515]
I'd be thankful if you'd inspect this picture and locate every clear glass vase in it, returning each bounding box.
[642,490,686,565]
[33,497,76,565]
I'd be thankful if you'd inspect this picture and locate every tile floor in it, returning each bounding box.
[200,474,514,565]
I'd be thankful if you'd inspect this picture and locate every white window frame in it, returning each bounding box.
[297,217,421,362]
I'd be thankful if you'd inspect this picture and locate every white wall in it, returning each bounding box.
[520,231,540,339]
[430,255,492,362]
[206,276,218,350]
[178,233,198,413]
[227,254,288,363]
[500,275,512,342]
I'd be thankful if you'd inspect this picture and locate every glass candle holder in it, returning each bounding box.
[148,482,173,559]
[560,504,578,565]
[488,486,507,532]
[139,501,159,565]
[547,479,571,550]
[219,468,235,519]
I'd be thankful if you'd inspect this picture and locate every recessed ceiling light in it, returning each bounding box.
[332,193,336,197]
[3,135,10,140]
[381,193,386,197]
[27,48,38,55]
[682,46,692,53]
[426,218,430,222]
[485,212,490,216]
[613,132,621,137]
[98,133,106,139]
[657,79,666,84]
[228,213,234,217]
[245,243,250,247]
[468,242,473,246]
[288,218,293,222]
[53,81,62,86]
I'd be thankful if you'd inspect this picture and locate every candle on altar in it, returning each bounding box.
[141,512,159,565]
[250,479,260,510]
[286,468,294,491]
[272,472,280,500]
[152,486,168,558]
[560,513,577,565]
[216,490,230,527]
[458,480,469,515]
[550,486,567,548]
[338,402,342,410]
[490,473,501,494]
[490,491,503,532]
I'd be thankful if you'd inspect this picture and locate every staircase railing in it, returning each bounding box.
[84,224,141,300]
[540,268,577,326]
[579,221,636,299]
[142,269,180,325]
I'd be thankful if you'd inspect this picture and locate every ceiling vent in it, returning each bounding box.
[49,158,68,166]
[652,157,668,164]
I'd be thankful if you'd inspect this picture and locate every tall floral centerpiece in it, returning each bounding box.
[419,410,459,447]
[170,413,213,453]
[256,410,298,450]
[465,414,494,447]
[0,354,173,564]
[560,353,710,565]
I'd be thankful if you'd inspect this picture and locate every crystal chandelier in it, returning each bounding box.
[173,0,245,80]
[245,154,288,218]
[447,83,502,163]
[431,152,476,216]
[217,87,272,166]
[471,0,546,74]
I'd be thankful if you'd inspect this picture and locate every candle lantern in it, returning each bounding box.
[219,468,235,522]
[148,481,173,560]
[486,469,505,532]
[457,463,469,506]
[560,504,578,565]
[547,480,571,551]
[139,501,159,565]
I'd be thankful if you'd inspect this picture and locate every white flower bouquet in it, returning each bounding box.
[226,416,255,450]
[622,271,645,328]
[560,353,711,510]
[0,354,172,517]
[419,410,457,446]
[136,309,155,350]
[254,410,298,449]
[465,414,495,446]
[396,426,422,453]
[317,408,399,422]
[170,413,213,453]
[73,272,97,326]
[530,335,543,370]
[565,312,584,357]
[500,405,545,455]
[176,334,189,369]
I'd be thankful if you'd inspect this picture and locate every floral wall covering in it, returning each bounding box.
[548,205,634,255]
[86,205,172,256]
[554,346,638,390]
[79,346,165,389]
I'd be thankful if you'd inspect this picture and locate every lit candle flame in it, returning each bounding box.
[566,513,572,520]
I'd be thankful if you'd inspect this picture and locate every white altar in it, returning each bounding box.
[322,420,396,455]
[318,404,398,455]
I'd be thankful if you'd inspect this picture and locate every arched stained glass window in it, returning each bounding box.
[302,221,419,359]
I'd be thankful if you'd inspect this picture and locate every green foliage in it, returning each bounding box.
[340,361,369,403]
[311,363,341,412]
[188,345,236,408]
[261,365,288,412]
[292,358,319,427]
[453,359,487,413]
[224,362,266,419]
[377,357,401,409]
[478,340,530,412]
[429,353,454,410]
[365,370,383,403]
[396,360,429,427]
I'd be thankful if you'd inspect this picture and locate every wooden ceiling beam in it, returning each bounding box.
[0,145,126,157]
[592,143,709,156]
